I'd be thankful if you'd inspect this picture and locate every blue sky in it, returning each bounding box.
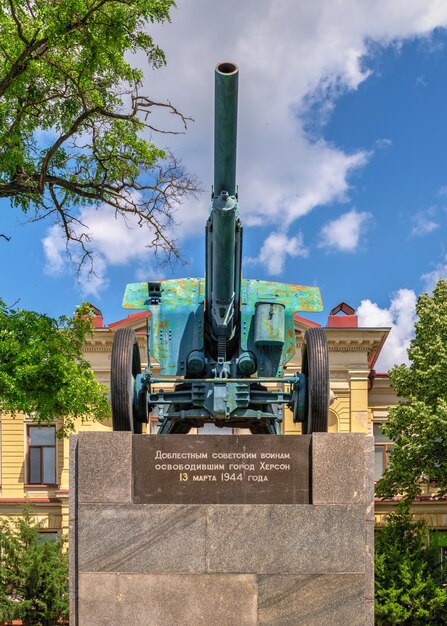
[2,2,447,370]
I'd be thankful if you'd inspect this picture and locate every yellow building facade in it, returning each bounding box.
[1,304,446,558]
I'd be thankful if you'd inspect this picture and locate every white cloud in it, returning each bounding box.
[360,255,447,370]
[42,202,166,296]
[410,208,439,236]
[374,138,393,149]
[318,209,371,252]
[246,231,308,276]
[77,255,109,297]
[357,288,417,371]
[411,218,438,236]
[135,266,166,282]
[421,255,447,292]
[42,225,66,276]
[416,74,427,87]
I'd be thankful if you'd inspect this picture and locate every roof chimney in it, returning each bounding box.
[84,302,105,329]
[327,302,358,328]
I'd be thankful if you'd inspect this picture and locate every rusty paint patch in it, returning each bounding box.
[123,278,205,310]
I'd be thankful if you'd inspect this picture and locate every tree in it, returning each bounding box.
[376,279,447,501]
[0,300,110,433]
[0,505,69,625]
[375,504,447,625]
[0,0,199,268]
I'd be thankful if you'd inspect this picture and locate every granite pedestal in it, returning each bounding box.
[70,432,374,625]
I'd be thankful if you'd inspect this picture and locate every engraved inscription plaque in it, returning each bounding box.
[133,435,311,504]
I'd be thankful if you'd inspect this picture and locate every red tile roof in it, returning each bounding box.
[294,314,321,328]
[108,311,151,329]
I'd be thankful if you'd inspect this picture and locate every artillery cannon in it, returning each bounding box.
[110,62,330,435]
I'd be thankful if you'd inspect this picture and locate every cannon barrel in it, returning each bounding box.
[206,62,241,352]
[214,62,238,197]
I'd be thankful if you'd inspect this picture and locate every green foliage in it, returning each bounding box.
[0,300,110,433]
[0,0,199,265]
[0,505,69,625]
[375,504,447,625]
[376,279,447,501]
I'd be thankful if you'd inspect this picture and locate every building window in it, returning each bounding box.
[37,531,60,544]
[28,426,56,485]
[374,423,394,482]
[430,531,447,574]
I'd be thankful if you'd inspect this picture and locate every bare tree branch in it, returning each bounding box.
[0,0,203,274]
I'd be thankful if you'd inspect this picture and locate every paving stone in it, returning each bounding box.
[78,504,206,573]
[78,573,257,626]
[257,573,366,626]
[206,504,365,574]
[312,433,367,505]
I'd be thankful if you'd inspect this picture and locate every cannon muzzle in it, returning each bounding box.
[214,62,238,198]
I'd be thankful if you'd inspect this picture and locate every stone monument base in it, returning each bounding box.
[70,433,374,625]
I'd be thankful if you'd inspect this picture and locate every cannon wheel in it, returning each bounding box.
[111,328,144,433]
[301,328,329,433]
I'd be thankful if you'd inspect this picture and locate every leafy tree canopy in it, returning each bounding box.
[0,300,110,433]
[0,0,199,267]
[375,504,447,625]
[376,279,447,501]
[0,505,69,625]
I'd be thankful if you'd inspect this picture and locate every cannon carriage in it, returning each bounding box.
[111,62,330,435]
